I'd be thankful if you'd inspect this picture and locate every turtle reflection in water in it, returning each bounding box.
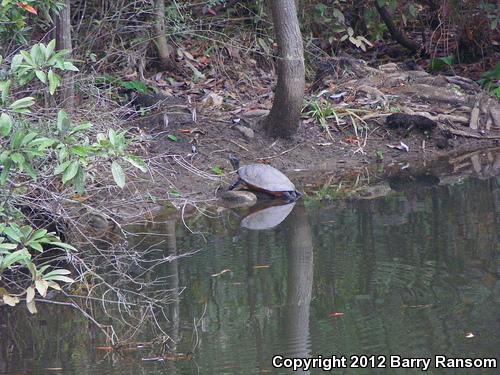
[228,154,302,202]
[241,201,296,230]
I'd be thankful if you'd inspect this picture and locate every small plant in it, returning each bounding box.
[211,165,224,175]
[10,40,78,93]
[96,74,151,94]
[428,55,455,73]
[478,63,500,98]
[303,99,369,144]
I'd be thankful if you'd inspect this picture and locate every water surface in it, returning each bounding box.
[1,171,499,374]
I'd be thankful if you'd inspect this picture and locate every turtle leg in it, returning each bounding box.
[228,179,242,191]
[282,191,294,202]
[283,191,301,202]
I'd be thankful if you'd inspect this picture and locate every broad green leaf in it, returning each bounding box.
[111,160,125,188]
[0,161,12,184]
[0,243,18,250]
[1,249,28,268]
[3,227,21,242]
[24,163,37,180]
[54,159,71,175]
[57,110,70,134]
[10,152,25,165]
[20,50,35,67]
[27,241,43,252]
[167,134,177,142]
[21,131,38,146]
[10,97,35,110]
[43,269,71,277]
[70,145,90,157]
[68,122,92,135]
[0,113,12,137]
[73,167,85,194]
[123,155,148,173]
[30,44,44,65]
[35,70,46,83]
[43,275,74,283]
[62,160,79,184]
[62,61,79,72]
[45,40,56,60]
[0,79,11,104]
[47,69,60,95]
[30,229,48,241]
[10,54,23,72]
[20,225,32,238]
[47,49,70,65]
[11,129,26,149]
[30,137,56,150]
[108,128,116,146]
[47,241,77,251]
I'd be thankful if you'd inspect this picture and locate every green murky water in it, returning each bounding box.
[1,170,499,374]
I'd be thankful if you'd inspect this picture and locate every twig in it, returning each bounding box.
[257,143,301,161]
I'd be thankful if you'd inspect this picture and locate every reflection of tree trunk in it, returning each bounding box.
[164,220,180,357]
[54,0,74,108]
[283,204,313,374]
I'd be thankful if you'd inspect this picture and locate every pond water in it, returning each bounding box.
[1,166,499,374]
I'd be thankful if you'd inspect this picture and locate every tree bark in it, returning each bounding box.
[153,0,175,70]
[54,0,74,108]
[264,0,305,139]
[374,0,420,53]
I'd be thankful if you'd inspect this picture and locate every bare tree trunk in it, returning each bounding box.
[374,0,420,53]
[264,0,305,139]
[54,0,74,108]
[153,0,175,70]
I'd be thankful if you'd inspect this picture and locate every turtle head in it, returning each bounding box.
[228,154,240,170]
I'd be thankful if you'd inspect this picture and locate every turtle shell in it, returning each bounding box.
[238,164,296,193]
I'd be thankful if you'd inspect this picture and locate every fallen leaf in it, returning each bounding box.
[253,265,270,269]
[387,141,409,152]
[329,312,344,318]
[344,136,359,144]
[465,332,475,338]
[3,294,20,306]
[201,92,223,108]
[17,2,37,14]
[206,7,217,16]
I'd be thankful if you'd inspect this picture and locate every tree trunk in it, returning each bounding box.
[153,0,175,70]
[54,0,74,108]
[264,0,305,139]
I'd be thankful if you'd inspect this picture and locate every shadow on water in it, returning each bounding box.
[1,150,500,374]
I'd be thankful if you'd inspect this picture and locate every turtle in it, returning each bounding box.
[228,154,302,202]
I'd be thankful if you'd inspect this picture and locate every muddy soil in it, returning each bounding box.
[134,107,498,204]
